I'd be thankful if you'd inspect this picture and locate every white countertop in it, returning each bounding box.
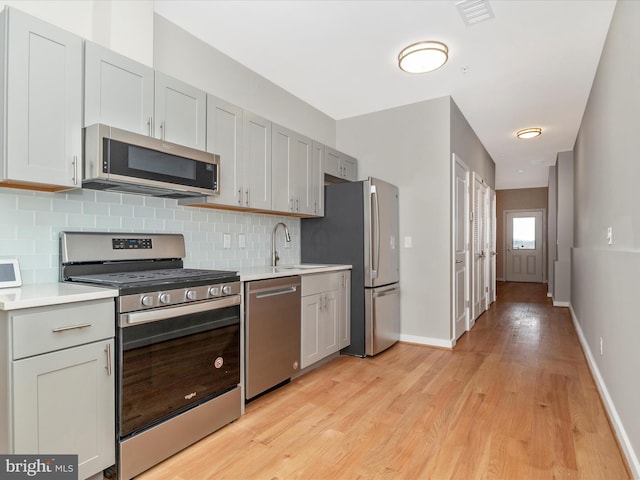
[239,264,352,282]
[0,283,118,311]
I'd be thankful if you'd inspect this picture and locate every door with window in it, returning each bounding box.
[505,210,544,282]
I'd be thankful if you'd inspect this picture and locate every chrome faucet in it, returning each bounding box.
[271,222,291,266]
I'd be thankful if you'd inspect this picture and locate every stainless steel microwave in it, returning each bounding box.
[83,124,219,198]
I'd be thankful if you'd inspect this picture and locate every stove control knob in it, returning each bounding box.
[186,290,197,300]
[208,286,220,297]
[159,293,171,304]
[222,285,232,295]
[141,295,154,307]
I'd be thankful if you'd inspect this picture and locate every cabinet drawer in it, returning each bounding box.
[301,272,342,297]
[12,299,115,359]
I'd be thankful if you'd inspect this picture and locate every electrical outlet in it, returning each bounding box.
[223,233,231,249]
[404,236,413,248]
[238,234,246,248]
[600,337,604,356]
[607,227,613,245]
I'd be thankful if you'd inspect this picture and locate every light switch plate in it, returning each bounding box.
[404,236,413,248]
[238,234,246,248]
[607,226,612,245]
[223,233,231,249]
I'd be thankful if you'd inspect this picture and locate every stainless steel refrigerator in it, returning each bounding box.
[301,177,400,357]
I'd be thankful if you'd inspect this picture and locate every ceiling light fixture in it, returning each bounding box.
[516,127,542,139]
[398,41,449,74]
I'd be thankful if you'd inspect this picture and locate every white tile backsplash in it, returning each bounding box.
[0,187,300,284]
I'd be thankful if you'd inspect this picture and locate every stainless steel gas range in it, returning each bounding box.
[60,232,241,480]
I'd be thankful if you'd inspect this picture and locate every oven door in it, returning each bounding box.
[118,298,240,439]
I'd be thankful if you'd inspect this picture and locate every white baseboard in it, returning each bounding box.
[547,292,553,298]
[569,305,640,478]
[553,300,570,307]
[399,334,454,349]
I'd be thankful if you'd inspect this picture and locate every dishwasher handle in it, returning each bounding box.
[255,286,298,299]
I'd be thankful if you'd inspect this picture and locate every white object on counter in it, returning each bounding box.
[0,283,118,311]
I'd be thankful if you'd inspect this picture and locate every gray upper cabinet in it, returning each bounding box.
[207,95,244,206]
[0,7,82,191]
[272,124,317,216]
[154,71,206,151]
[84,41,154,135]
[311,141,325,216]
[325,146,357,182]
[84,44,206,151]
[242,111,272,211]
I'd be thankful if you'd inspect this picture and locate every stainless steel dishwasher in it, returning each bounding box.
[245,275,301,400]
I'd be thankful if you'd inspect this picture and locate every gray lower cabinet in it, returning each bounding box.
[0,6,82,191]
[301,271,350,369]
[1,299,115,480]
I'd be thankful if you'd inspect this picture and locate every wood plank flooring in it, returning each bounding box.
[137,282,630,479]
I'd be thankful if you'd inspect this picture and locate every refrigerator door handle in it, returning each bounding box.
[371,185,380,280]
[373,286,400,298]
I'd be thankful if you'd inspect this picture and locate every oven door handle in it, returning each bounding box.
[122,295,241,327]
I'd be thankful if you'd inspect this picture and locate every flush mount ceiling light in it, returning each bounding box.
[516,127,542,139]
[398,41,449,73]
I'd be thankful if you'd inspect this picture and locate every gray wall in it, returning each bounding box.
[554,151,573,304]
[153,14,335,147]
[572,0,640,475]
[337,96,495,345]
[450,98,495,189]
[547,166,557,295]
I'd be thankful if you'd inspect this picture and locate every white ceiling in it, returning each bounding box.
[153,0,616,190]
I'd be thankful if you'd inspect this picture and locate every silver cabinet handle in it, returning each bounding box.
[71,155,78,184]
[296,197,299,212]
[160,120,166,140]
[147,116,153,137]
[105,343,112,376]
[455,260,463,264]
[238,189,243,206]
[52,323,91,333]
[245,189,250,207]
[373,286,400,298]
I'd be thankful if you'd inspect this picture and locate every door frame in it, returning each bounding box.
[451,153,470,343]
[503,208,546,283]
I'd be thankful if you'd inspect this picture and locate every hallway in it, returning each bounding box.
[138,282,630,479]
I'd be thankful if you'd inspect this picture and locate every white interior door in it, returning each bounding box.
[452,154,470,341]
[505,210,544,282]
[472,174,488,321]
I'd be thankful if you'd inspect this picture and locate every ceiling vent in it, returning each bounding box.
[456,0,495,26]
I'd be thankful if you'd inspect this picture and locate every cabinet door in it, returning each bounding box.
[325,146,341,178]
[295,134,314,215]
[207,95,244,206]
[4,7,82,189]
[322,290,340,355]
[339,271,351,349]
[341,154,358,181]
[301,294,322,369]
[154,72,206,150]
[84,41,154,135]
[311,142,325,216]
[12,340,115,480]
[242,111,272,210]
[271,124,295,213]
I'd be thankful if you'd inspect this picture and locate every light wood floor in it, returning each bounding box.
[137,282,630,479]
